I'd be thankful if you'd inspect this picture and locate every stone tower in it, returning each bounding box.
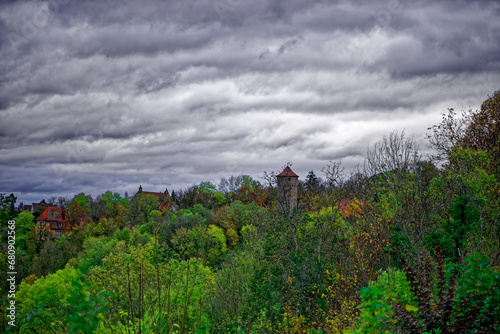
[277,166,299,216]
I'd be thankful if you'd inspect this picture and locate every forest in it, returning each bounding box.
[1,91,499,333]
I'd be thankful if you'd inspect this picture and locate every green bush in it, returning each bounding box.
[353,252,500,333]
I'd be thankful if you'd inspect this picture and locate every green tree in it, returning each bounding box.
[129,193,160,225]
[66,274,108,333]
[30,236,79,278]
[72,193,93,212]
[424,148,497,261]
[305,170,321,193]
[208,247,261,332]
[460,90,500,176]
[87,241,213,333]
[197,181,227,208]
[17,267,79,333]
[14,211,35,250]
[0,193,17,223]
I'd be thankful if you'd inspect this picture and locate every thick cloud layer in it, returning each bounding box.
[1,0,499,204]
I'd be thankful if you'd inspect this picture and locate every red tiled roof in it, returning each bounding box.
[36,207,72,230]
[277,166,299,177]
[36,207,64,222]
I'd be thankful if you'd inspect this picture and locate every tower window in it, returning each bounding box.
[288,177,291,181]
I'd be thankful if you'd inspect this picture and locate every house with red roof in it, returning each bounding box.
[35,206,73,238]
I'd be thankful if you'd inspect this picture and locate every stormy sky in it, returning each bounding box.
[1,0,499,205]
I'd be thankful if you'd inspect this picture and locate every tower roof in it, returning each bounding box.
[277,166,299,177]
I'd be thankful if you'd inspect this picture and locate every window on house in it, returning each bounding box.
[39,221,46,226]
[54,230,62,238]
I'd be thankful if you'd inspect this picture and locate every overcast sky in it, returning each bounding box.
[1,0,499,205]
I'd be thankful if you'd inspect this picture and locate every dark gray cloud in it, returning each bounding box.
[1,0,499,204]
